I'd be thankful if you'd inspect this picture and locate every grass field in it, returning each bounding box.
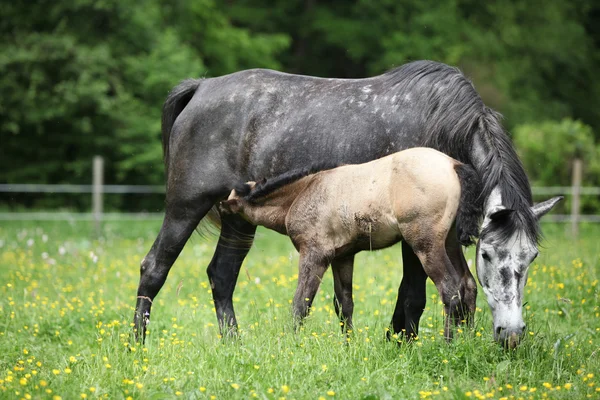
[0,219,598,399]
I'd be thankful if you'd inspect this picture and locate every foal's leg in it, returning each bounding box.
[413,243,464,341]
[206,214,257,336]
[388,241,427,341]
[292,249,331,326]
[332,255,354,333]
[134,198,214,342]
[445,228,477,327]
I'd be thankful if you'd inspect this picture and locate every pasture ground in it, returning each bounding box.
[0,220,598,399]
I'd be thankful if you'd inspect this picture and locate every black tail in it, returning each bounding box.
[454,163,484,246]
[161,79,201,178]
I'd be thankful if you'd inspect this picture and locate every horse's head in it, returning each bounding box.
[476,196,562,348]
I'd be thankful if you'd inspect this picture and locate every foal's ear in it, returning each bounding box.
[247,181,257,190]
[219,198,242,214]
[532,196,563,219]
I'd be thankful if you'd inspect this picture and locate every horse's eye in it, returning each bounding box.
[481,252,491,261]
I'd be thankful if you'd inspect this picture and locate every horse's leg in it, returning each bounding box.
[134,198,214,342]
[206,213,257,336]
[332,255,354,333]
[388,241,427,341]
[445,227,477,327]
[413,243,463,341]
[292,249,330,327]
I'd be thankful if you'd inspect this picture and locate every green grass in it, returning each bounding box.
[0,220,598,399]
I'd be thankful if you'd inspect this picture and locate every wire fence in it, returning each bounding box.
[1,183,598,221]
[1,156,599,238]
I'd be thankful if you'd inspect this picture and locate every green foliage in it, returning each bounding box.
[0,0,289,210]
[513,119,600,213]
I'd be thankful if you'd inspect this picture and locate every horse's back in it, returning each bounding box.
[168,61,479,191]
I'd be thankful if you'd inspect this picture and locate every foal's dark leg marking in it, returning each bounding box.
[332,255,355,333]
[445,229,477,327]
[206,214,257,336]
[417,244,464,341]
[293,250,331,327]
[134,199,213,342]
[388,241,427,342]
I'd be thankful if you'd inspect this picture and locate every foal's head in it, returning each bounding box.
[219,182,257,216]
[476,195,562,348]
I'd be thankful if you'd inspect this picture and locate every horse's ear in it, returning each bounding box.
[532,196,563,220]
[489,207,514,221]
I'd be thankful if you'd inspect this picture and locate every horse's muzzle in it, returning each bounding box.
[495,324,525,349]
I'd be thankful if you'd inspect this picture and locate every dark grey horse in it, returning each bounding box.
[134,61,561,347]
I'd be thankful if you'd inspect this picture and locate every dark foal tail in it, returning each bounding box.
[454,163,484,246]
[162,79,201,178]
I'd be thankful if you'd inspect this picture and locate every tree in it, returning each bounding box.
[0,0,289,210]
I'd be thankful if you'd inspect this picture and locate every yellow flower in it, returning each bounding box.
[64,368,72,374]
[52,369,60,375]
[19,377,27,386]
[543,382,552,388]
[136,383,143,389]
[564,383,572,390]
[327,390,335,396]
[282,385,290,394]
[200,387,206,392]
[80,394,87,399]
[231,383,240,390]
[520,386,528,391]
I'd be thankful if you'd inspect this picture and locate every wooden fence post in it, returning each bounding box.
[571,158,582,238]
[93,156,104,236]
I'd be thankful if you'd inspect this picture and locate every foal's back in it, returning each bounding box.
[286,148,462,254]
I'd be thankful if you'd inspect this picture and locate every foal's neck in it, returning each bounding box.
[245,175,316,233]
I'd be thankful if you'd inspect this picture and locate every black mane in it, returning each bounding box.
[384,61,537,244]
[242,162,341,203]
[476,108,539,244]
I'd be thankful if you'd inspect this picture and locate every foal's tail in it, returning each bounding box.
[162,79,201,177]
[454,163,484,246]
